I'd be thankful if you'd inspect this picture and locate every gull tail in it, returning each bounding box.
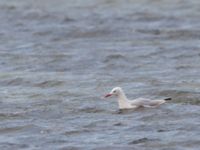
[164,98,172,101]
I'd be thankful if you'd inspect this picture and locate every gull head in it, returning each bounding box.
[104,87,123,98]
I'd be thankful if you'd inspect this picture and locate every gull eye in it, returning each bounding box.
[113,90,116,93]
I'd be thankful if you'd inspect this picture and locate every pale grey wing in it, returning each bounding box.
[130,98,151,106]
[130,98,165,107]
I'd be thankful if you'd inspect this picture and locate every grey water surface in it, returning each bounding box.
[0,0,200,149]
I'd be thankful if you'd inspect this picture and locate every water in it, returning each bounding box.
[0,0,200,149]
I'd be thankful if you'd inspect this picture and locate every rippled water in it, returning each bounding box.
[0,0,200,149]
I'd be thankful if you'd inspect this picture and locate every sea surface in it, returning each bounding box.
[0,0,200,149]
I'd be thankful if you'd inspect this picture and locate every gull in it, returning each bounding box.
[104,87,171,110]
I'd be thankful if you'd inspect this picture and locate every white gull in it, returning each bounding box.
[104,87,171,110]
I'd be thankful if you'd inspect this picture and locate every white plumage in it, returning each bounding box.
[104,87,171,110]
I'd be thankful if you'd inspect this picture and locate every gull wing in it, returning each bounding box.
[130,98,165,107]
